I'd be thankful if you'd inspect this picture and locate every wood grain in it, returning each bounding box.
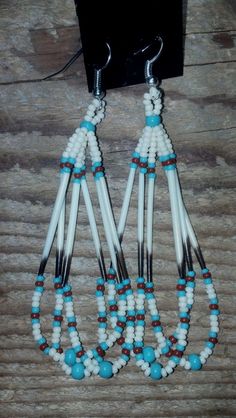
[0,0,236,417]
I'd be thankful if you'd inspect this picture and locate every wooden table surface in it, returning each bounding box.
[0,1,236,417]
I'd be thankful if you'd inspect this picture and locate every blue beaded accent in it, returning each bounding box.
[127,310,136,316]
[135,341,144,347]
[53,321,61,327]
[150,362,162,380]
[65,348,76,366]
[177,291,186,297]
[121,354,129,362]
[132,152,140,158]
[32,307,40,313]
[114,326,123,334]
[188,353,202,371]
[97,278,104,285]
[72,363,85,380]
[161,345,169,355]
[162,164,176,171]
[80,120,95,132]
[64,296,72,302]
[74,345,83,353]
[37,275,45,281]
[37,337,46,345]
[204,278,212,285]
[178,279,186,285]
[205,341,215,349]
[135,353,143,361]
[143,346,156,363]
[31,319,40,324]
[52,343,60,349]
[44,347,50,355]
[96,291,103,297]
[53,277,61,284]
[211,310,220,315]
[35,286,44,293]
[136,277,144,283]
[67,316,76,322]
[151,314,160,321]
[99,361,113,378]
[209,331,218,338]
[180,323,189,330]
[146,115,161,127]
[176,344,185,351]
[100,342,108,351]
[146,293,154,300]
[202,268,209,274]
[172,355,180,364]
[159,153,176,162]
[98,323,107,329]
[68,327,76,333]
[179,312,189,318]
[154,326,163,333]
[210,298,218,304]
[64,284,71,292]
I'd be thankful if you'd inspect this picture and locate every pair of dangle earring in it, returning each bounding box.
[31,39,219,380]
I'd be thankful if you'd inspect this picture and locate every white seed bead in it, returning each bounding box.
[184,361,191,370]
[161,368,168,378]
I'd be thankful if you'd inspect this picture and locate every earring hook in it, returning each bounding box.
[144,36,163,86]
[134,36,163,86]
[93,42,111,99]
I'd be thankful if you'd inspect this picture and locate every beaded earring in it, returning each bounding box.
[31,43,136,379]
[116,37,220,378]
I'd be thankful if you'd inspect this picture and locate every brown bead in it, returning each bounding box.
[136,314,145,320]
[209,304,219,310]
[60,163,64,169]
[117,337,125,345]
[209,337,218,344]
[39,342,49,351]
[122,348,130,356]
[31,313,40,319]
[96,346,105,357]
[145,287,154,293]
[57,347,63,354]
[117,321,125,328]
[65,162,73,168]
[124,284,131,291]
[139,162,147,168]
[133,347,142,354]
[97,317,107,323]
[180,317,189,323]
[186,276,194,282]
[54,283,62,289]
[162,158,176,166]
[127,316,135,321]
[203,272,212,278]
[97,285,105,292]
[107,274,115,279]
[137,283,145,289]
[152,320,161,327]
[165,349,173,358]
[109,305,118,311]
[147,167,155,173]
[35,281,44,287]
[117,288,125,295]
[68,322,77,327]
[64,291,72,297]
[132,157,139,164]
[173,349,183,358]
[169,335,177,344]
[76,350,85,358]
[94,166,104,174]
[176,284,185,291]
[54,315,63,322]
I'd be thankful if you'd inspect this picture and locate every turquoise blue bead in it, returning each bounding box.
[150,362,162,380]
[100,342,108,351]
[65,348,76,366]
[135,353,143,361]
[188,271,195,277]
[146,115,161,127]
[64,296,72,303]
[143,346,156,363]
[71,363,85,380]
[206,341,214,349]
[161,345,169,354]
[188,354,202,371]
[211,310,220,315]
[80,120,95,132]
[99,361,113,378]
[209,331,217,338]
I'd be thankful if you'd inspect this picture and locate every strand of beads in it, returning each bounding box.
[152,84,220,371]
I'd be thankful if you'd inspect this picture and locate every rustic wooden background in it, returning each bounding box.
[0,0,236,417]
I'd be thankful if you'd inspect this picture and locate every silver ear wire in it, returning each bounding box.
[144,36,163,86]
[93,42,111,99]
